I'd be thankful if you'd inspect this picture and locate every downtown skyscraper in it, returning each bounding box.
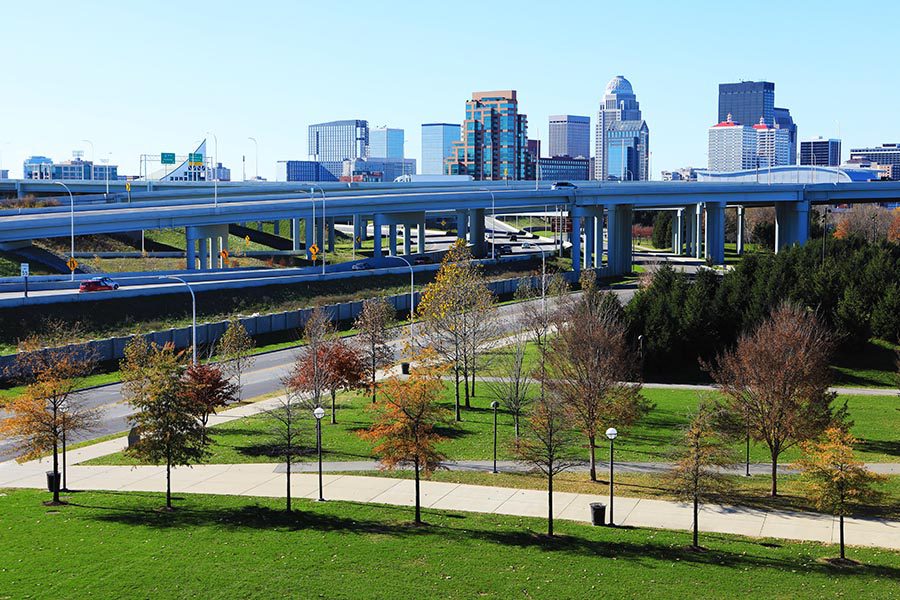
[445,90,528,180]
[718,82,797,164]
[421,123,461,174]
[548,115,590,158]
[595,76,649,180]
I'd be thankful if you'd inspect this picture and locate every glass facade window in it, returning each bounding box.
[308,120,368,162]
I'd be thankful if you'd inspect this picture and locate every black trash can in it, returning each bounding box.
[590,502,606,526]
[46,471,61,493]
[401,362,410,375]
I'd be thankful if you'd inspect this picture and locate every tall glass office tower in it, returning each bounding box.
[308,120,369,162]
[445,90,528,180]
[718,82,797,164]
[421,123,461,174]
[369,127,405,158]
[595,76,649,180]
[548,115,590,158]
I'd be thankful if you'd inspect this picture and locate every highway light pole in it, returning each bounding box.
[159,275,197,365]
[390,255,415,349]
[53,181,75,281]
[248,137,258,181]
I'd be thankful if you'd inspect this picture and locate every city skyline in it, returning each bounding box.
[0,1,894,180]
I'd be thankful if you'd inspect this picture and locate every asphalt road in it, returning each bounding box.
[0,287,637,462]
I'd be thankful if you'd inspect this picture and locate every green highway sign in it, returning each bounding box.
[188,153,204,165]
[161,152,176,165]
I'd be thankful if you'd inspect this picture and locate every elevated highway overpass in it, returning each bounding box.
[1,179,898,278]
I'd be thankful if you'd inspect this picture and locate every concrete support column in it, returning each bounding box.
[273,220,280,237]
[775,200,810,253]
[684,208,693,256]
[469,208,485,257]
[352,216,362,249]
[305,216,316,259]
[185,227,198,270]
[736,206,745,255]
[403,224,412,256]
[704,201,726,265]
[327,217,335,252]
[456,210,468,241]
[571,215,582,275]
[389,224,398,256]
[257,221,263,232]
[216,236,225,268]
[594,215,604,267]
[373,214,385,257]
[672,209,683,255]
[418,220,426,254]
[292,218,302,252]
[607,204,634,277]
[198,237,209,270]
[584,216,595,269]
[694,204,703,259]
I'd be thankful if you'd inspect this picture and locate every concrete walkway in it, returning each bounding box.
[2,459,897,551]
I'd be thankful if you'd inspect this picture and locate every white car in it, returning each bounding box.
[521,242,537,249]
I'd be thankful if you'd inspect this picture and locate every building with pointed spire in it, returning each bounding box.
[595,76,649,180]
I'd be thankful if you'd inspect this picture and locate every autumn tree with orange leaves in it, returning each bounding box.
[0,336,98,504]
[359,356,449,524]
[796,427,885,562]
[289,338,366,424]
[181,363,237,443]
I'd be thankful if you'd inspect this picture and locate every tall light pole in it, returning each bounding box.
[606,427,618,526]
[159,275,197,365]
[81,139,94,165]
[390,256,416,354]
[54,182,76,281]
[313,406,326,501]
[248,137,259,181]
[480,188,496,260]
[101,154,111,195]
[310,185,326,274]
[206,132,218,207]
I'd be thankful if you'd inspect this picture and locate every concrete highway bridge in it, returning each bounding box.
[2,179,898,279]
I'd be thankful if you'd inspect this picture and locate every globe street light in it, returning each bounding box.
[606,427,618,526]
[490,400,500,473]
[158,276,197,365]
[53,181,76,281]
[313,405,326,501]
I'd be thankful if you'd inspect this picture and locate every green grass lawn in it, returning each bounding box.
[86,385,900,467]
[1,489,897,599]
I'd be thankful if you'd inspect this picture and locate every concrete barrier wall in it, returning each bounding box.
[0,270,579,378]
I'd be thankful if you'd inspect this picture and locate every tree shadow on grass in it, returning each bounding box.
[71,491,900,581]
[855,439,900,459]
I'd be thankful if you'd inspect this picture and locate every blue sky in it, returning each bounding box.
[1,0,895,180]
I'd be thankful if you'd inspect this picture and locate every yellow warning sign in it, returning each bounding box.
[220,249,229,260]
[66,257,78,271]
[309,243,319,254]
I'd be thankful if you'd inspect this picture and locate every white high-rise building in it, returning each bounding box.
[708,115,756,172]
[753,118,791,168]
[548,115,590,158]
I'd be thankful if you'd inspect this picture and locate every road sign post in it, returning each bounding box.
[20,263,29,298]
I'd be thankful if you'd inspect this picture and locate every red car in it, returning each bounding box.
[79,276,119,293]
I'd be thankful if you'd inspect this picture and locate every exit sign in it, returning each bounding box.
[188,153,204,166]
[161,152,176,165]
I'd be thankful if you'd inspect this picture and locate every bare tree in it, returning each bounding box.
[548,291,650,481]
[216,317,256,401]
[266,377,307,512]
[485,330,533,440]
[515,391,579,536]
[834,203,894,243]
[286,306,334,410]
[516,273,568,401]
[709,303,839,496]
[666,402,737,549]
[354,298,395,403]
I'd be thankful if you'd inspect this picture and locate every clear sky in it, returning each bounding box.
[1,0,895,181]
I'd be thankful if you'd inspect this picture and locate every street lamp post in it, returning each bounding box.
[248,137,259,181]
[390,255,416,349]
[313,406,326,501]
[158,276,197,365]
[53,182,76,281]
[490,400,500,473]
[606,427,618,526]
[534,245,547,314]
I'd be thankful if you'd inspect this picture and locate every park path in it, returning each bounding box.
[1,394,898,552]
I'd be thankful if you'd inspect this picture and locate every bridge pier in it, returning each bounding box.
[736,206,745,255]
[186,224,229,270]
[775,200,810,252]
[672,208,683,255]
[456,210,468,242]
[607,204,633,277]
[389,224,398,256]
[571,215,582,275]
[418,220,426,254]
[469,208,486,258]
[352,216,363,249]
[693,204,703,259]
[583,215,595,269]
[704,201,725,265]
[373,214,385,257]
[327,217,336,252]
